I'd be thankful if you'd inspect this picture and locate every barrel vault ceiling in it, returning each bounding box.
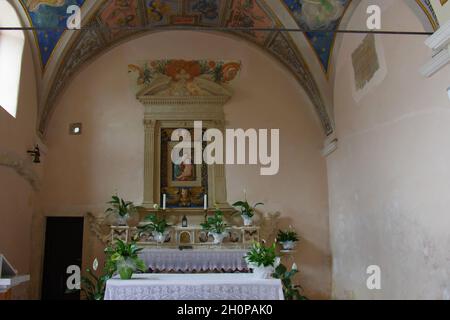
[12,0,438,137]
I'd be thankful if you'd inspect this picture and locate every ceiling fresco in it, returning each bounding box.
[14,0,439,137]
[22,0,86,67]
[283,0,349,72]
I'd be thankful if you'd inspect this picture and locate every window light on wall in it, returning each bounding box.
[0,2,25,118]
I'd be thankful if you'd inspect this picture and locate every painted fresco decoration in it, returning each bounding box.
[187,0,224,25]
[191,0,219,20]
[23,0,85,67]
[226,0,275,45]
[146,0,179,25]
[98,0,141,39]
[128,59,241,96]
[283,0,348,72]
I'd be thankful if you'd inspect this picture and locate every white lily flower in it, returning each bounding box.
[274,257,281,267]
[93,258,99,271]
[292,263,298,271]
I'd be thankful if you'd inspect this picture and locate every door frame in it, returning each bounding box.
[31,212,93,300]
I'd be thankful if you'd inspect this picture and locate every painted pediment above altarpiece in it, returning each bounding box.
[128,60,241,99]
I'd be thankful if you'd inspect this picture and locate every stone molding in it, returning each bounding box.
[0,150,40,190]
[421,20,450,77]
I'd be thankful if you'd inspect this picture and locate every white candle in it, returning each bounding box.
[204,194,208,210]
[163,194,166,210]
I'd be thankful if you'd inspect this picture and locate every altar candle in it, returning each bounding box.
[204,194,207,210]
[163,194,166,210]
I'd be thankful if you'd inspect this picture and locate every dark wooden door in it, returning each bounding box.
[41,217,84,300]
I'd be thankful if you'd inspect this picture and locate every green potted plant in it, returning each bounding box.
[138,211,171,244]
[245,241,280,279]
[104,239,146,280]
[276,228,299,251]
[232,200,263,226]
[105,195,141,226]
[200,207,229,244]
[273,263,308,300]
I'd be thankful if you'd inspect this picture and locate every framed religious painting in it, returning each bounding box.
[160,128,208,208]
[167,141,202,188]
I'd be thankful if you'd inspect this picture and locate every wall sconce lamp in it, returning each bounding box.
[27,145,41,163]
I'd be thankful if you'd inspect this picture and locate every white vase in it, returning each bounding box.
[248,257,280,279]
[153,231,168,243]
[115,215,129,226]
[210,232,227,244]
[242,215,253,226]
[251,265,275,279]
[281,241,296,250]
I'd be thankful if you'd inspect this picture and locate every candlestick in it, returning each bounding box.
[163,194,166,210]
[203,194,207,210]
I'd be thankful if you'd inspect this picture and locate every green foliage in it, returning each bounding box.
[273,264,308,300]
[245,242,277,267]
[81,266,111,301]
[138,213,171,234]
[105,195,140,218]
[276,229,299,242]
[104,239,147,280]
[232,200,263,218]
[201,208,228,234]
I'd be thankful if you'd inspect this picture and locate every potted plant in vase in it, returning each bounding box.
[201,207,229,244]
[232,200,263,226]
[105,195,141,226]
[245,241,280,279]
[276,228,299,251]
[138,208,171,244]
[104,239,147,280]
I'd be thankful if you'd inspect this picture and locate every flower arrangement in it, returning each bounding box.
[245,242,280,279]
[105,195,140,226]
[138,212,171,243]
[276,229,299,242]
[276,228,299,250]
[200,207,229,244]
[232,200,263,226]
[104,239,146,280]
[245,242,278,267]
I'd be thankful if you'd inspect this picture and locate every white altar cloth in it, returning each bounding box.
[104,273,284,300]
[139,248,248,271]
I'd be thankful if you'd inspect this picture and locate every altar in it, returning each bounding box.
[85,60,284,301]
[104,273,284,300]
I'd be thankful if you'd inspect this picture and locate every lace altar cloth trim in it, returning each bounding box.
[139,249,248,271]
[104,274,284,300]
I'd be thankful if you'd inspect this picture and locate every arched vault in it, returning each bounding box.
[9,0,438,137]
